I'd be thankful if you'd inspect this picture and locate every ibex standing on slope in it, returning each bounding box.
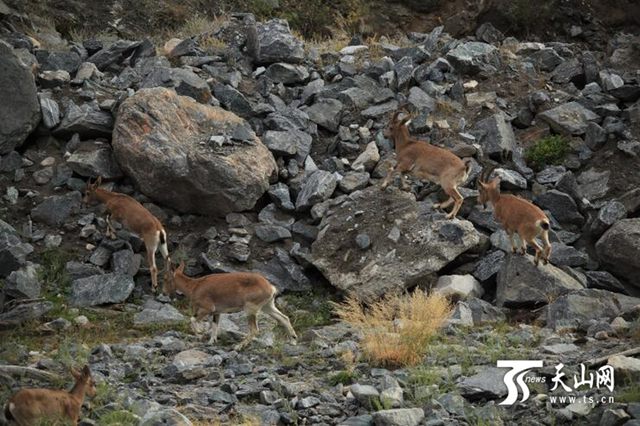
[83,177,169,292]
[477,165,552,266]
[163,262,297,350]
[4,365,96,426]
[382,110,472,219]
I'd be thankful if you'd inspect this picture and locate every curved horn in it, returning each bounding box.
[480,164,498,183]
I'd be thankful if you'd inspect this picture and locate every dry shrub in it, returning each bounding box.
[333,289,452,367]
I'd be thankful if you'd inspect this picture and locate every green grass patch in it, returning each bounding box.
[525,135,572,168]
[328,370,360,386]
[280,290,335,331]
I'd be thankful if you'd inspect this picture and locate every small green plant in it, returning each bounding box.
[280,291,334,331]
[618,381,640,403]
[96,410,139,425]
[525,135,572,168]
[328,371,360,386]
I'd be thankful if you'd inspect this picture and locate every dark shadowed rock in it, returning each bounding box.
[596,219,640,288]
[66,141,123,179]
[112,88,276,216]
[496,254,583,308]
[70,273,135,306]
[0,226,34,278]
[53,100,114,139]
[311,187,480,301]
[585,271,627,294]
[470,112,516,157]
[88,40,141,70]
[535,190,584,225]
[31,191,83,227]
[0,40,41,154]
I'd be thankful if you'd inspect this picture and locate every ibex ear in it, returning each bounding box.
[177,261,185,274]
[490,178,501,188]
[95,176,103,186]
[82,365,91,378]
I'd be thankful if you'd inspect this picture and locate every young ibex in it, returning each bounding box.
[382,110,472,219]
[477,165,552,266]
[4,365,96,426]
[163,262,297,350]
[83,176,169,292]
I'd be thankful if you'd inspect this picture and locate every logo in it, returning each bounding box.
[497,360,543,405]
[497,360,616,406]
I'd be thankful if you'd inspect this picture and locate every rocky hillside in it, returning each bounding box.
[1,1,640,425]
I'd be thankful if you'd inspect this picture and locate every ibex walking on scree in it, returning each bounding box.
[477,165,552,266]
[83,176,169,292]
[382,110,472,219]
[163,262,297,350]
[4,365,96,426]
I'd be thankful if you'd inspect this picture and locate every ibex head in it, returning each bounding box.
[477,165,499,209]
[384,109,416,140]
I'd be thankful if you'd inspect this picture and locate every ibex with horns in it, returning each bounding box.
[477,164,552,266]
[382,110,472,219]
[83,177,169,291]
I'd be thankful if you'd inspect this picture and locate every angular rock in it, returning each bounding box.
[39,96,61,129]
[372,408,424,426]
[352,141,380,172]
[0,301,53,329]
[265,63,309,85]
[66,141,123,179]
[585,271,627,294]
[53,100,114,139]
[435,275,484,301]
[255,224,291,242]
[88,40,141,70]
[295,170,338,211]
[5,264,40,299]
[457,368,508,401]
[247,19,305,65]
[0,40,40,154]
[596,219,640,287]
[31,191,83,226]
[134,299,187,325]
[538,102,600,136]
[112,88,276,216]
[590,201,626,237]
[496,254,584,308]
[70,273,135,306]
[546,289,640,325]
[0,227,34,278]
[140,66,212,104]
[470,112,516,157]
[535,190,584,225]
[445,42,501,75]
[311,187,481,301]
[307,99,343,132]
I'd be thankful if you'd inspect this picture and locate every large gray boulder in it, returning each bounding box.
[70,273,135,306]
[296,170,338,211]
[247,19,305,65]
[0,40,41,154]
[546,289,640,325]
[470,111,517,157]
[538,102,600,136]
[596,219,640,287]
[457,367,508,400]
[87,40,141,70]
[445,42,501,75]
[134,299,186,325]
[311,187,481,301]
[112,88,276,216]
[496,254,584,308]
[372,408,425,426]
[306,99,343,132]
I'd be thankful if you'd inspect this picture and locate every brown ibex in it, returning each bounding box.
[4,365,96,426]
[477,165,552,266]
[163,262,297,350]
[83,176,169,292]
[382,110,472,219]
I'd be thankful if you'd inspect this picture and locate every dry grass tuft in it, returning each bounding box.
[333,289,452,367]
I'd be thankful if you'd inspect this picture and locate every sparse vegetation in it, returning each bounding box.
[333,289,452,367]
[280,291,334,331]
[505,0,559,37]
[525,135,572,168]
